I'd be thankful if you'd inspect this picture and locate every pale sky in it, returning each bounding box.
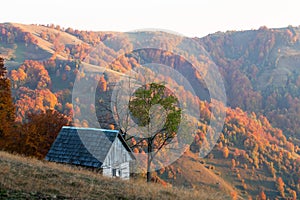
[2,0,300,37]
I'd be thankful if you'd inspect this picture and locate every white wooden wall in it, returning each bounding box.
[120,162,130,179]
[102,137,133,180]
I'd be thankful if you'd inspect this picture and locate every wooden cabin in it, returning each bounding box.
[45,126,135,180]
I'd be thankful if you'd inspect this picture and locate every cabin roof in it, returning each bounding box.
[45,126,133,168]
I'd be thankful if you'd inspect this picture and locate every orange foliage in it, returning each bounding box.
[222,146,229,158]
[4,110,69,159]
[98,76,107,92]
[277,177,285,197]
[258,190,267,200]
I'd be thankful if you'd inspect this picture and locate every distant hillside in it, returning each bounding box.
[1,23,300,139]
[199,26,300,139]
[0,23,300,199]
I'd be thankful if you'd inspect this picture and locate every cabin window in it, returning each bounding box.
[112,168,117,177]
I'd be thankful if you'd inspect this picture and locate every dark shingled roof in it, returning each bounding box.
[45,126,121,168]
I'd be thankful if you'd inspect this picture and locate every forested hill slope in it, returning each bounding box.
[1,23,300,199]
[199,26,300,138]
[1,23,300,139]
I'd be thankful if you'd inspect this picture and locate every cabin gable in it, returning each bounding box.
[102,137,133,179]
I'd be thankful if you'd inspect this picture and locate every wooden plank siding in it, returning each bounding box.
[102,137,132,180]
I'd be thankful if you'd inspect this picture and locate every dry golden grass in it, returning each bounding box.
[0,151,228,200]
[172,151,237,195]
[11,23,84,60]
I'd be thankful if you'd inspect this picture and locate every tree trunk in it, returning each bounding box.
[146,170,151,182]
[146,139,152,182]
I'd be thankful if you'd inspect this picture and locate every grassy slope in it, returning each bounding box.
[0,151,229,200]
[171,152,237,194]
[12,23,85,60]
[204,149,280,199]
[11,23,128,78]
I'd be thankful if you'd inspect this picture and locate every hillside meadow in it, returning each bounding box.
[0,151,228,200]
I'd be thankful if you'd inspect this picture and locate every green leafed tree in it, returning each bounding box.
[0,57,15,140]
[128,83,181,182]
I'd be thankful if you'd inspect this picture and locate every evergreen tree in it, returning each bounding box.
[0,57,15,139]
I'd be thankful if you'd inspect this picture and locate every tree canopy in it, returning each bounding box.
[128,83,181,182]
[0,57,15,139]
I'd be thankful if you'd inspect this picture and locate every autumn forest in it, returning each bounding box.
[1,23,300,199]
